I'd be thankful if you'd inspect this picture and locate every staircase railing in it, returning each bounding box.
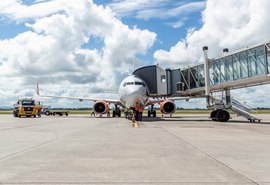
[211,96,261,122]
[230,97,260,122]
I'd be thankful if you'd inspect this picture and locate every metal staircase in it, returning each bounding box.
[209,95,261,122]
[229,98,261,122]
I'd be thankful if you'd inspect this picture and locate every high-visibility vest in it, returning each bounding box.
[135,104,140,111]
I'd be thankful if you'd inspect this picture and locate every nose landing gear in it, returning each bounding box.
[148,104,156,117]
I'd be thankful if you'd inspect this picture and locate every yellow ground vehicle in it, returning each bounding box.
[13,99,43,118]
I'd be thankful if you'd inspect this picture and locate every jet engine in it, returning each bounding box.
[160,100,176,114]
[93,101,109,114]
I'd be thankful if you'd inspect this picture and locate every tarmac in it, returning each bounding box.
[1,114,270,185]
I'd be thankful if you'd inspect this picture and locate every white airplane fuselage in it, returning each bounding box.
[119,75,148,108]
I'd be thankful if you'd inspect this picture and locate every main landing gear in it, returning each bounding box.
[210,109,230,122]
[147,104,156,117]
[112,104,121,117]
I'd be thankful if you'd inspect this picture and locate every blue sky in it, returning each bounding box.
[1,0,270,109]
[86,0,205,66]
[0,0,206,67]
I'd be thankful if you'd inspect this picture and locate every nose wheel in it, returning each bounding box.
[134,111,143,121]
[148,105,156,117]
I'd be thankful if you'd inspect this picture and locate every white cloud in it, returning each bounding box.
[135,1,205,20]
[0,0,64,21]
[0,0,156,107]
[108,0,206,29]
[108,0,168,17]
[154,0,270,68]
[166,17,188,29]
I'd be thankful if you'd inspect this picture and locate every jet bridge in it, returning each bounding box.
[178,43,270,96]
[133,42,270,122]
[134,42,270,96]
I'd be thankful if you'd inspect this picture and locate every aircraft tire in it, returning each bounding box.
[141,112,143,121]
[13,111,18,117]
[217,110,230,122]
[210,110,219,121]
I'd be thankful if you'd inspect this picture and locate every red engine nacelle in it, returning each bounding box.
[160,100,176,114]
[93,101,109,114]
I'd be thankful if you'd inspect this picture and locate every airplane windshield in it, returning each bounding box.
[21,100,35,106]
[123,81,146,87]
[135,82,146,87]
[123,82,134,87]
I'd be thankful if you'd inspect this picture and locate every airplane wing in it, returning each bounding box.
[36,84,121,105]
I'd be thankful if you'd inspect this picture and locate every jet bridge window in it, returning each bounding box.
[161,75,166,83]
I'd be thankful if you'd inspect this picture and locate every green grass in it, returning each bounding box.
[0,111,12,114]
[66,110,92,114]
[1,109,270,115]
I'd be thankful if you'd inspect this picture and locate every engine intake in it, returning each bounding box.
[160,100,176,114]
[93,101,108,114]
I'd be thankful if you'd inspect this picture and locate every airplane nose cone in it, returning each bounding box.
[124,86,147,108]
[126,86,140,95]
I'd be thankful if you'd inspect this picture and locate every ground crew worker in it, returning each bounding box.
[91,111,95,117]
[107,107,110,117]
[135,102,140,111]
[138,104,144,121]
[139,104,144,112]
[134,102,140,121]
[124,107,128,119]
[38,110,41,117]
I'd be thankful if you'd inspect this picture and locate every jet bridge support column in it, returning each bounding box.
[203,46,210,107]
[225,89,231,108]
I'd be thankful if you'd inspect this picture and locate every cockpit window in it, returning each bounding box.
[123,81,146,87]
[135,82,146,87]
[123,82,134,87]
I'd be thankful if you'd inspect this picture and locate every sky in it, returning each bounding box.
[0,0,270,109]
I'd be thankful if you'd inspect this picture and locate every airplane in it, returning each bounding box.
[37,75,190,121]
